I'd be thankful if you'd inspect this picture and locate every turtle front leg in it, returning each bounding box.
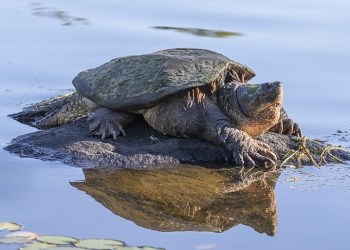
[88,107,137,140]
[143,94,277,168]
[218,125,277,168]
[269,108,301,136]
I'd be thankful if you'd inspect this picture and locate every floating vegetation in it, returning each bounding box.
[0,222,23,231]
[30,2,89,26]
[6,231,37,240]
[152,26,243,38]
[0,236,33,244]
[36,235,79,245]
[19,241,56,250]
[74,238,124,249]
[280,136,350,168]
[284,177,299,182]
[0,221,165,250]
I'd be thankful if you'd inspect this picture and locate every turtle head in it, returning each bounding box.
[218,81,283,137]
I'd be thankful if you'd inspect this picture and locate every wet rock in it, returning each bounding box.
[4,118,350,168]
[4,98,350,168]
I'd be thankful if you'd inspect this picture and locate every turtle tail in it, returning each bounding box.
[34,92,90,128]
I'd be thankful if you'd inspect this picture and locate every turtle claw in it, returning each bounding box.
[101,132,107,140]
[293,124,302,137]
[270,118,302,137]
[89,120,126,140]
[88,117,101,133]
[112,130,117,140]
[88,109,127,140]
[220,127,277,169]
[116,124,126,137]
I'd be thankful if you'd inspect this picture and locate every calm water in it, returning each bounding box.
[1,0,350,249]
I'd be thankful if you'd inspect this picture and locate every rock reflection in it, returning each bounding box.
[31,2,88,26]
[152,26,243,38]
[71,165,278,236]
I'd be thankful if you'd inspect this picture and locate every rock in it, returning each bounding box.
[5,110,350,168]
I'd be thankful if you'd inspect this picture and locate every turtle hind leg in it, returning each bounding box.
[87,107,137,140]
[268,107,302,137]
[34,92,91,128]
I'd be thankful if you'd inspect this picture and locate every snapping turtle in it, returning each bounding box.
[37,48,300,168]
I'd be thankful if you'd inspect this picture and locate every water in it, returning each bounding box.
[1,0,350,249]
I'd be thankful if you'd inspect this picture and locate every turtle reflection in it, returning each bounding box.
[71,165,279,236]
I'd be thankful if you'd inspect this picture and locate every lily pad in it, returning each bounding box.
[45,247,89,250]
[0,236,33,244]
[6,231,38,240]
[115,247,140,250]
[75,238,125,249]
[138,247,165,250]
[44,247,87,250]
[37,235,79,245]
[19,241,57,250]
[0,222,23,231]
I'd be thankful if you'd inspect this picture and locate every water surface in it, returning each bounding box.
[1,1,350,249]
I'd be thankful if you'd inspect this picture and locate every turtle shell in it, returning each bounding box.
[73,48,255,111]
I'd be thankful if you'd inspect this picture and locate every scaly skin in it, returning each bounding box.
[35,92,97,128]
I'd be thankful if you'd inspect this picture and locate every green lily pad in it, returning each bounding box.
[75,238,125,249]
[0,221,164,250]
[0,236,33,244]
[115,247,139,250]
[137,247,165,250]
[37,235,79,245]
[19,241,57,250]
[0,222,23,231]
[43,247,87,250]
